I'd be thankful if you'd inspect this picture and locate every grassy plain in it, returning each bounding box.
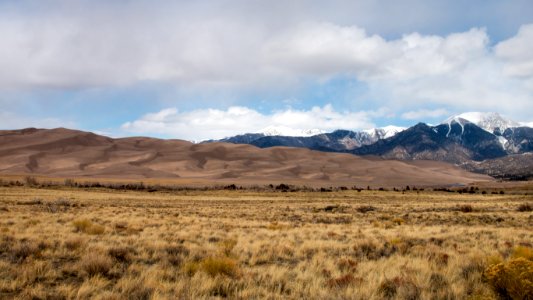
[0,184,532,299]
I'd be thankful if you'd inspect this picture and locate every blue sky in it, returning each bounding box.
[1,0,532,140]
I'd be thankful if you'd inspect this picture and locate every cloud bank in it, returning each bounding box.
[121,105,378,141]
[0,0,532,136]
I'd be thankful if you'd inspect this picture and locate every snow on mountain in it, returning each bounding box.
[520,121,533,128]
[443,112,519,133]
[441,112,533,153]
[257,126,325,137]
[363,126,406,139]
[258,125,405,139]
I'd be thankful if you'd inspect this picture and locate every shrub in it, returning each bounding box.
[64,237,86,251]
[108,247,134,263]
[45,198,72,213]
[434,253,449,266]
[517,203,532,212]
[64,178,76,187]
[11,241,41,263]
[24,176,38,186]
[337,258,357,272]
[79,252,113,277]
[356,206,376,213]
[165,244,189,266]
[165,244,189,257]
[428,273,448,292]
[114,222,128,232]
[17,199,42,205]
[275,184,290,191]
[354,241,378,259]
[484,257,533,299]
[378,277,420,300]
[327,274,360,288]
[378,278,397,298]
[461,260,485,279]
[353,241,397,260]
[392,218,405,225]
[457,205,473,213]
[323,205,338,212]
[200,256,239,277]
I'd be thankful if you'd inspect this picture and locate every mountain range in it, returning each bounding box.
[207,112,533,179]
[0,112,530,184]
[0,127,490,187]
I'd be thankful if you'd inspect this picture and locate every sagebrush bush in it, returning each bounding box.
[517,203,532,212]
[484,257,533,299]
[457,205,474,213]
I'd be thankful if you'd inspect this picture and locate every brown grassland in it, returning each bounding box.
[0,183,532,299]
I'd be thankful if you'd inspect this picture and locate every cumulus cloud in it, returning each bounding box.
[120,105,377,141]
[0,14,492,88]
[495,24,533,78]
[1,1,533,123]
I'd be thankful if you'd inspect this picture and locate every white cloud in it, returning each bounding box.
[495,24,533,78]
[121,105,377,141]
[0,6,520,86]
[0,1,532,120]
[401,108,449,120]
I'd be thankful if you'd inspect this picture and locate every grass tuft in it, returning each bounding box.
[200,256,240,278]
[64,237,86,251]
[79,252,113,277]
[72,219,105,235]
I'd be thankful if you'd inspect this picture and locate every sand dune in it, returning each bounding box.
[0,128,491,187]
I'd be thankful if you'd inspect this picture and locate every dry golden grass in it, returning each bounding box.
[0,185,532,299]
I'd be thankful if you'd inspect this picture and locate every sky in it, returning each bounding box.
[1,0,532,141]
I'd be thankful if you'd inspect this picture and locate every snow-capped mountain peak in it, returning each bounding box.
[363,126,406,139]
[257,126,325,137]
[443,112,519,133]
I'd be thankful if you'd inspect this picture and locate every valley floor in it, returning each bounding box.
[0,186,532,299]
